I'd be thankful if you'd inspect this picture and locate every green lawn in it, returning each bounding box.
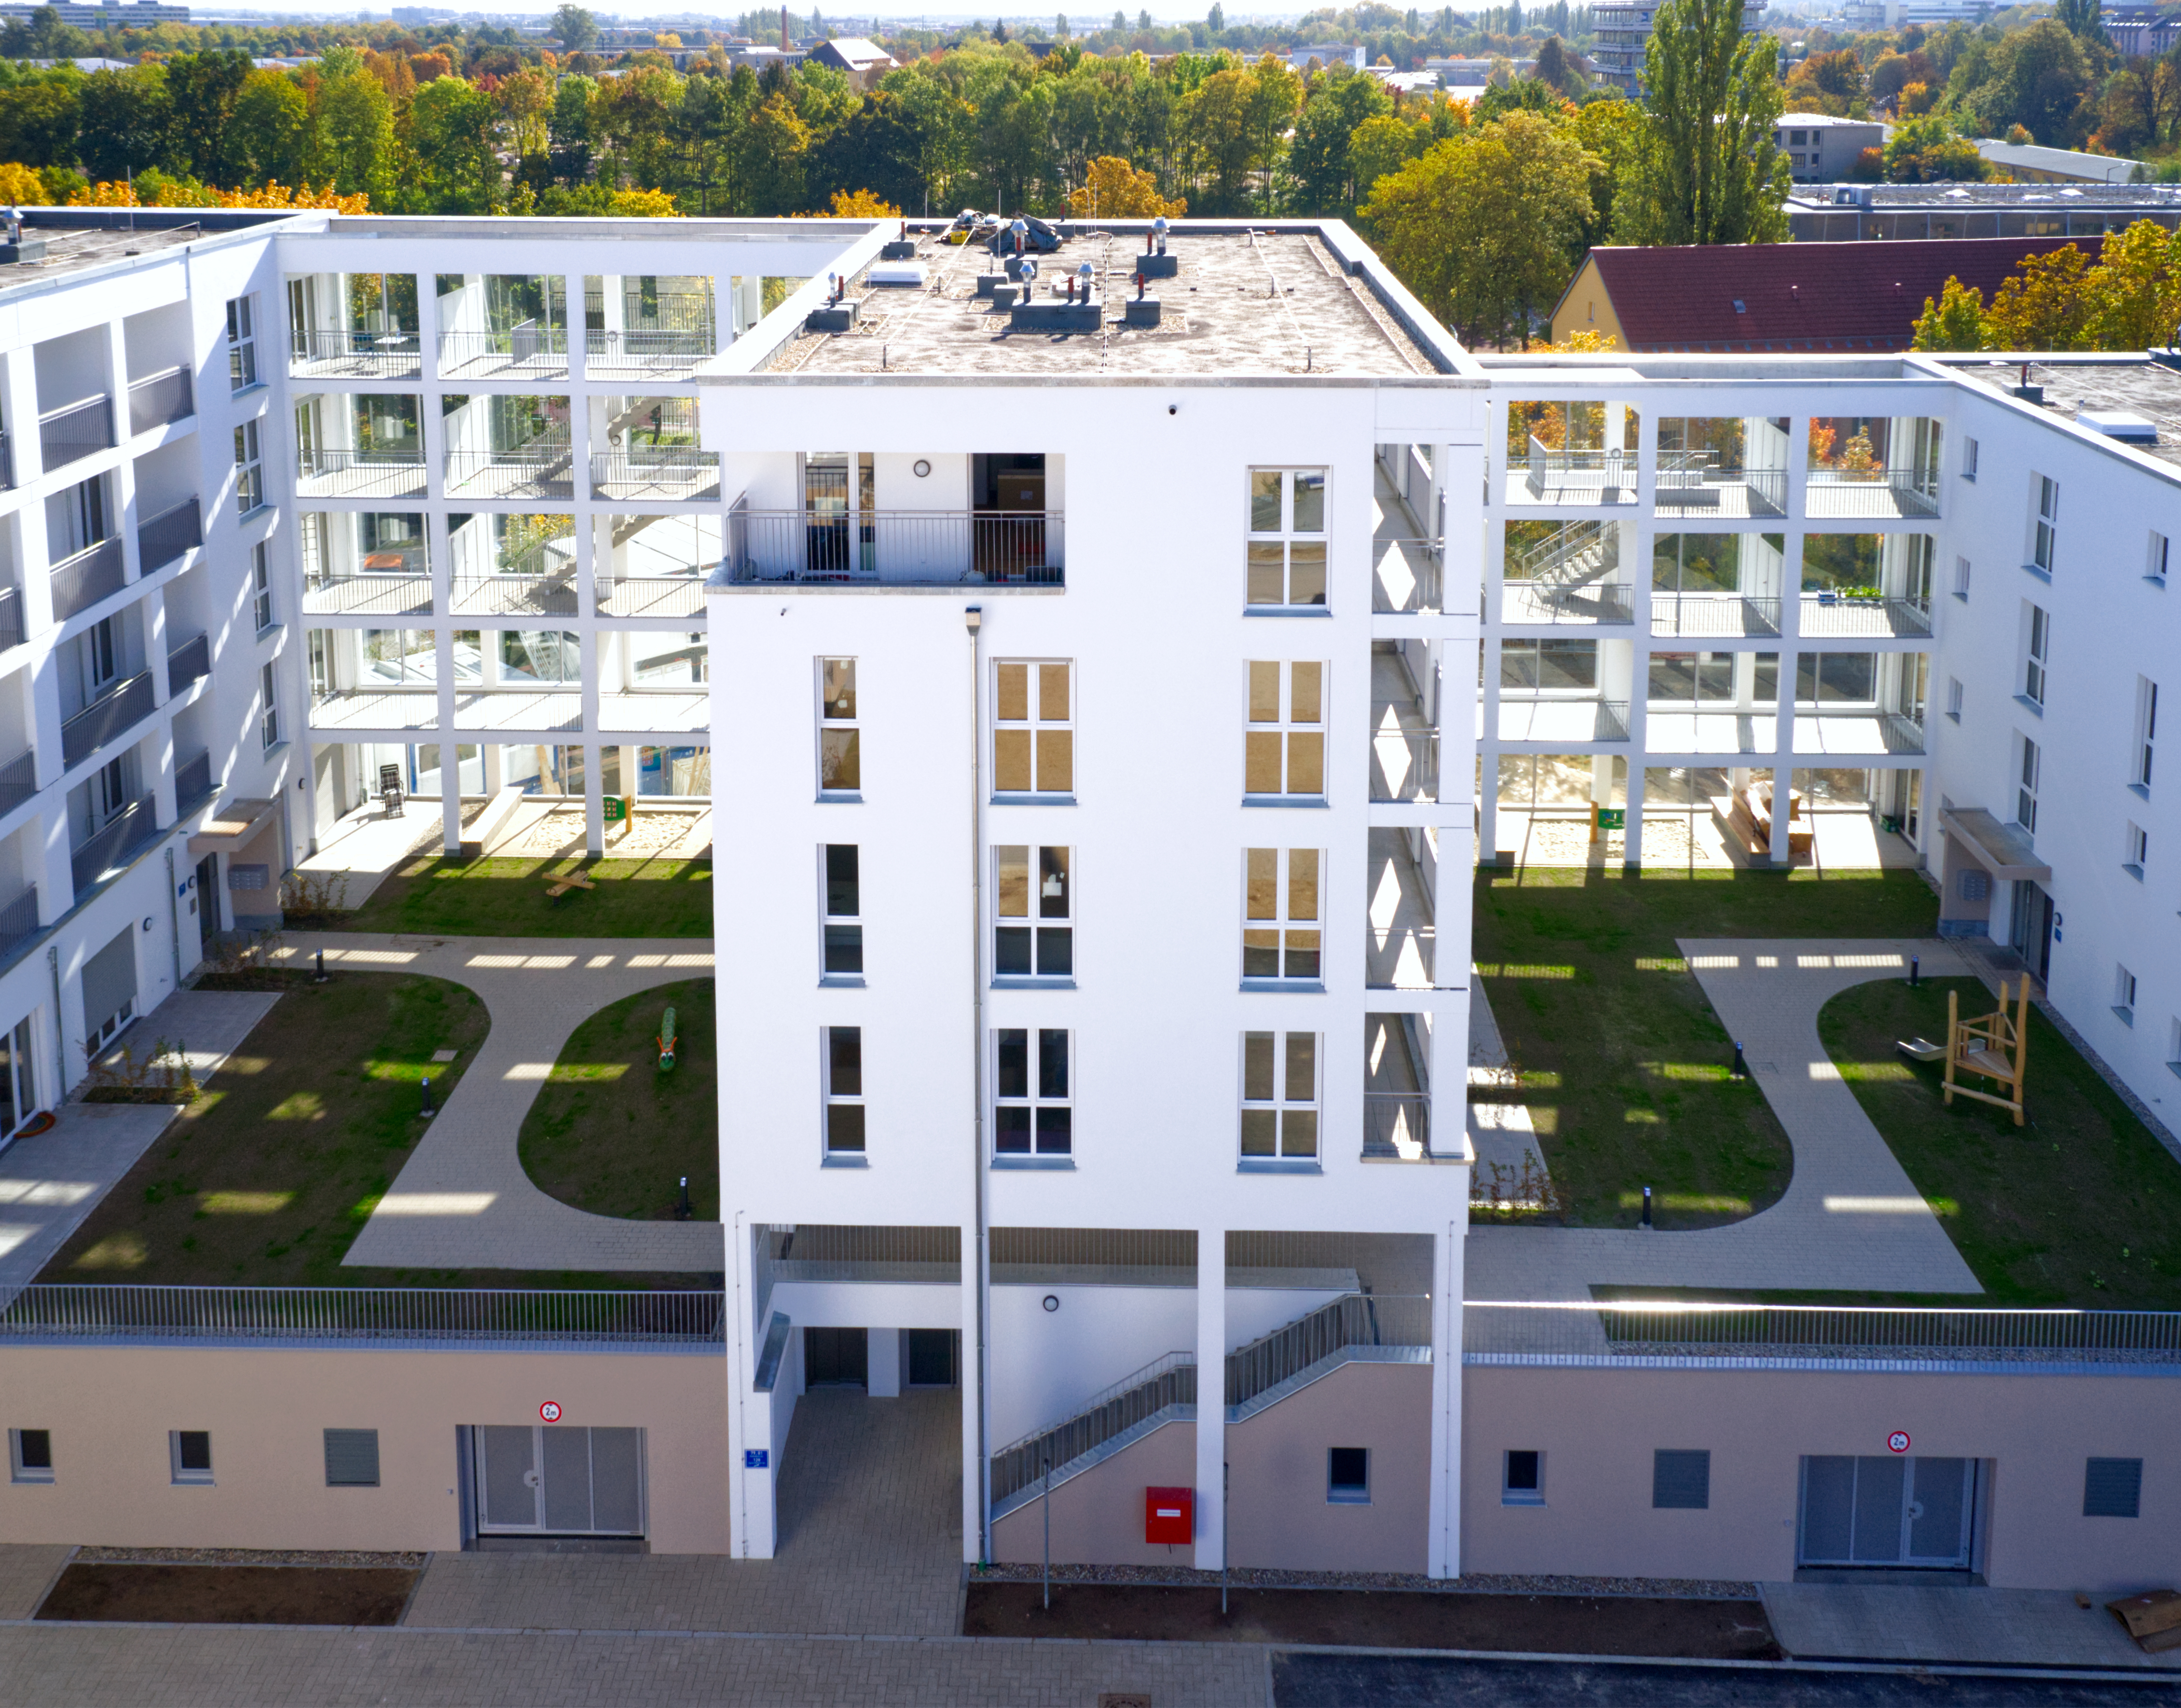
[520,978,719,1222]
[1817,977,2181,1308]
[322,853,711,938]
[1472,866,1939,1230]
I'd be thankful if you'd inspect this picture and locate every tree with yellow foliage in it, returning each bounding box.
[0,162,45,203]
[1067,155,1184,219]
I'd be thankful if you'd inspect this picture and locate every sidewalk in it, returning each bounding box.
[1763,1583,2181,1671]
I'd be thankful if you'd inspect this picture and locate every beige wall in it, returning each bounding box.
[1548,257,1626,352]
[1465,1366,2178,1591]
[990,1362,1432,1573]
[0,1345,730,1554]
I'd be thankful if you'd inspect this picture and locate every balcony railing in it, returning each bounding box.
[1653,454,1787,517]
[302,571,434,616]
[0,885,37,960]
[1227,1293,1432,1408]
[1799,593,1933,638]
[1652,592,1783,637]
[288,328,421,377]
[724,507,1065,588]
[1523,437,1632,502]
[1369,723,1438,803]
[70,794,155,894]
[137,496,202,572]
[1804,465,1941,518]
[166,630,210,692]
[176,747,212,811]
[451,574,578,617]
[1496,697,1632,743]
[0,749,34,816]
[296,446,427,498]
[444,442,575,500]
[0,586,22,653]
[437,326,569,375]
[0,428,13,490]
[49,537,124,621]
[126,366,193,436]
[1366,923,1436,990]
[595,574,707,618]
[1363,1092,1444,1160]
[62,670,153,767]
[591,448,722,501]
[1370,537,1443,615]
[584,328,716,375]
[39,395,111,473]
[0,1284,726,1344]
[1502,582,1635,626]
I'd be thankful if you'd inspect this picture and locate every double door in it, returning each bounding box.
[1798,1455,1975,1570]
[474,1425,645,1536]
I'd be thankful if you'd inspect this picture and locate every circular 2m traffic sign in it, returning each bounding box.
[539,1401,562,1423]
[1887,1431,1911,1454]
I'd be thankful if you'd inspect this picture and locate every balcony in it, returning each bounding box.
[595,573,706,619]
[1371,649,1437,804]
[49,538,124,621]
[445,440,575,501]
[166,630,210,693]
[1643,707,1779,755]
[296,446,426,500]
[0,749,34,815]
[450,573,578,617]
[288,328,421,380]
[1362,1010,1443,1161]
[176,747,213,811]
[1514,439,1634,506]
[1364,1092,1437,1161]
[1503,581,1633,626]
[1503,519,1627,625]
[1366,826,1436,990]
[449,689,582,734]
[722,507,1064,588]
[39,395,111,474]
[1804,467,1940,520]
[307,690,439,735]
[0,586,22,652]
[585,328,715,379]
[62,670,153,767]
[437,326,568,379]
[126,367,192,437]
[1653,455,1786,519]
[137,496,202,573]
[1798,593,1933,639]
[302,571,433,617]
[0,885,37,960]
[70,795,156,894]
[1370,537,1442,615]
[1494,697,1631,743]
[1792,710,1926,758]
[591,449,722,503]
[1652,592,1782,638]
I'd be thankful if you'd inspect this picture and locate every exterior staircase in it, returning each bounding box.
[1511,519,1618,600]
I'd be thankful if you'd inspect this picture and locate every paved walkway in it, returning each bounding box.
[1468,941,1983,1300]
[264,934,723,1273]
[1762,1584,2181,1671]
[0,990,281,1302]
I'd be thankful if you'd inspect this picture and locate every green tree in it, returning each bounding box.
[1967,20,2093,146]
[0,72,82,170]
[2053,0,2108,48]
[738,89,810,213]
[1614,0,1789,247]
[75,65,170,183]
[407,75,502,213]
[1881,113,1987,183]
[551,5,600,51]
[230,69,309,186]
[316,62,396,203]
[1288,67,1391,212]
[1909,275,1990,351]
[165,49,253,182]
[548,72,599,184]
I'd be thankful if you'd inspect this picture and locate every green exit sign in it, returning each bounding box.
[1596,807,1626,831]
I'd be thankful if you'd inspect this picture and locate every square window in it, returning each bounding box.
[993,659,1073,795]
[1327,1446,1369,1503]
[2149,531,2169,583]
[9,1428,53,1484]
[1652,1448,1709,1509]
[1961,436,1978,480]
[1953,555,1971,599]
[1503,1448,1544,1505]
[170,1429,214,1484]
[2084,1457,2142,1518]
[2115,965,2138,1024]
[323,1428,381,1488]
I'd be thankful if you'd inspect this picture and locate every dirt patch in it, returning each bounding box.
[961,1583,1782,1658]
[37,1562,417,1626]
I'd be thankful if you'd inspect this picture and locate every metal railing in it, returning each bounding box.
[1503,582,1635,626]
[0,885,37,958]
[0,1284,727,1344]
[62,670,153,766]
[39,395,111,473]
[1366,923,1436,989]
[50,537,124,621]
[437,326,569,372]
[1510,517,1616,585]
[1370,536,1443,615]
[451,574,578,617]
[991,1352,1197,1506]
[1228,1292,1432,1407]
[288,328,421,375]
[0,428,13,490]
[0,749,34,816]
[69,795,154,893]
[1369,723,1438,803]
[1884,711,1926,753]
[1523,436,1631,499]
[1799,593,1933,638]
[302,571,434,616]
[166,630,210,691]
[1653,455,1787,514]
[1652,592,1783,637]
[591,448,722,498]
[1462,1300,2181,1365]
[296,447,426,495]
[444,442,575,498]
[1362,1092,1436,1160]
[595,574,707,618]
[585,328,717,374]
[137,496,202,572]
[0,585,22,652]
[1804,465,1941,516]
[724,508,1064,587]
[126,366,193,436]
[175,747,212,810]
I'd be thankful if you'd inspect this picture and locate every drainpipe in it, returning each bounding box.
[165,846,182,991]
[966,603,988,1564]
[45,944,64,1108]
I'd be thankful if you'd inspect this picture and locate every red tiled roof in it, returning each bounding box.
[1574,237,2105,352]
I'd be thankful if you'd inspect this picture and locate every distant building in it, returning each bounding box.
[1789,180,2181,241]
[1284,41,1364,72]
[1841,0,1993,24]
[1591,0,1763,91]
[2098,4,2178,55]
[0,0,190,25]
[388,5,454,23]
[1425,55,1537,86]
[1977,139,2143,186]
[1776,113,1884,184]
[807,36,897,90]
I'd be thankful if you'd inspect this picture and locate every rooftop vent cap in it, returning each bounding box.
[1152,216,1169,233]
[2077,409,2159,444]
[1733,299,1745,313]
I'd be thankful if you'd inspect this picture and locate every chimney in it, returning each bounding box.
[781,4,790,49]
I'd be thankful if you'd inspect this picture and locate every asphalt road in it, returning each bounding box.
[1273,1653,2181,1706]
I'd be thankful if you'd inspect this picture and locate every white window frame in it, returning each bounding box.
[817,657,859,797]
[822,1025,864,1158]
[2022,604,2050,708]
[1953,554,1971,600]
[821,843,862,983]
[226,295,257,392]
[1245,660,1327,799]
[2115,964,2138,1025]
[259,661,280,750]
[2149,531,2169,583]
[2168,1015,2181,1075]
[992,1026,1071,1161]
[1243,847,1322,985]
[1946,676,1963,721]
[1246,465,1329,610]
[1240,1028,1319,1161]
[2030,474,2058,573]
[234,419,264,517]
[1503,1448,1545,1506]
[252,540,274,633]
[993,843,1072,982]
[2134,678,2157,791]
[8,1427,52,1484]
[2125,821,2147,876]
[1961,435,1978,481]
[2016,733,2040,834]
[991,658,1073,798]
[169,1429,214,1485]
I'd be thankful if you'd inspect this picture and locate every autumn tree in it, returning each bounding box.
[1067,153,1185,215]
[1909,276,1990,351]
[1615,0,1788,247]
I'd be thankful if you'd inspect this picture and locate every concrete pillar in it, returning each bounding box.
[961,1212,985,1564]
[481,742,502,794]
[868,1325,901,1397]
[1770,766,1795,866]
[1193,1226,1225,1571]
[1428,1222,1466,1578]
[582,742,604,857]
[620,743,642,805]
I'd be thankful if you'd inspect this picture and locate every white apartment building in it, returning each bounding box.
[1591,0,1767,91]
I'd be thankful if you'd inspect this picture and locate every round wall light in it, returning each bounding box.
[1042,1294,1060,1313]
[912,459,932,478]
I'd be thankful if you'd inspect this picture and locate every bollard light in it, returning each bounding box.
[1641,1185,1654,1230]
[420,1076,433,1118]
[314,948,328,984]
[1909,955,1920,989]
[1731,1040,1749,1080]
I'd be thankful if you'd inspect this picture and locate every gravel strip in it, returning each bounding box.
[972,1562,1757,1600]
[72,1547,427,1569]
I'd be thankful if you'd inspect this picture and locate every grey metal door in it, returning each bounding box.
[474,1426,645,1536]
[1799,1455,1973,1568]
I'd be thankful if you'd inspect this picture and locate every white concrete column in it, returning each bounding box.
[436,626,461,855]
[1193,1225,1226,1570]
[481,743,502,793]
[867,1325,901,1397]
[619,742,641,804]
[104,320,138,584]
[2,348,42,491]
[582,741,604,857]
[1427,1221,1467,1579]
[961,1212,985,1564]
